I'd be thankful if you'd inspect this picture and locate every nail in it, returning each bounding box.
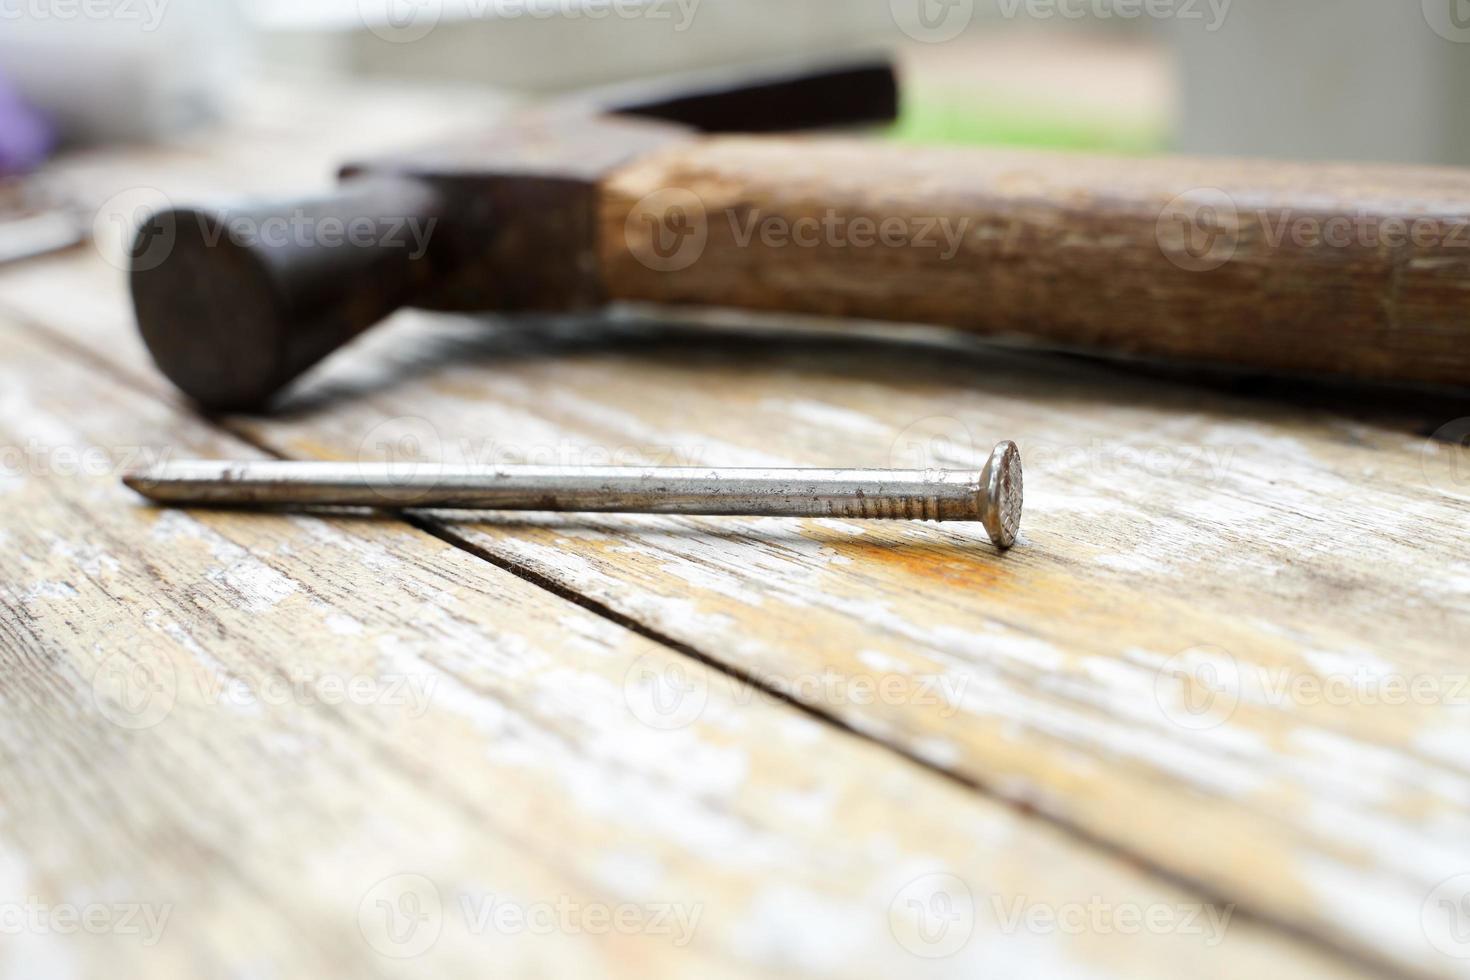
[124,442,1023,549]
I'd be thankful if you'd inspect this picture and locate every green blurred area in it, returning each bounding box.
[888,90,1165,155]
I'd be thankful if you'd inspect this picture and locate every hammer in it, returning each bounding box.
[129,56,1470,411]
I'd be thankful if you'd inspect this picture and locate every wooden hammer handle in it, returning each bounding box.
[602,137,1470,388]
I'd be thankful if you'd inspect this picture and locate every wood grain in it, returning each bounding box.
[602,137,1470,387]
[207,307,1470,980]
[1,313,1377,979]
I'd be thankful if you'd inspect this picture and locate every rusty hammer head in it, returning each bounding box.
[128,57,898,411]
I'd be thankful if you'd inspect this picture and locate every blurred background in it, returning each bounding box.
[3,0,1469,260]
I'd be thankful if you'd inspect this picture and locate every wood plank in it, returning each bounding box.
[200,306,1470,980]
[0,315,1369,978]
[5,239,1467,978]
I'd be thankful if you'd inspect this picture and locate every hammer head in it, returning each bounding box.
[128,57,898,411]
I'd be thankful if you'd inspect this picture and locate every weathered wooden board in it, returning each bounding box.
[11,242,1467,977]
[0,313,1371,978]
[0,315,1370,980]
[211,307,1470,980]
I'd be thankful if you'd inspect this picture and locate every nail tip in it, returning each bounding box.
[121,469,158,498]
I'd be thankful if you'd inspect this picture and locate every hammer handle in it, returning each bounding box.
[602,138,1470,388]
